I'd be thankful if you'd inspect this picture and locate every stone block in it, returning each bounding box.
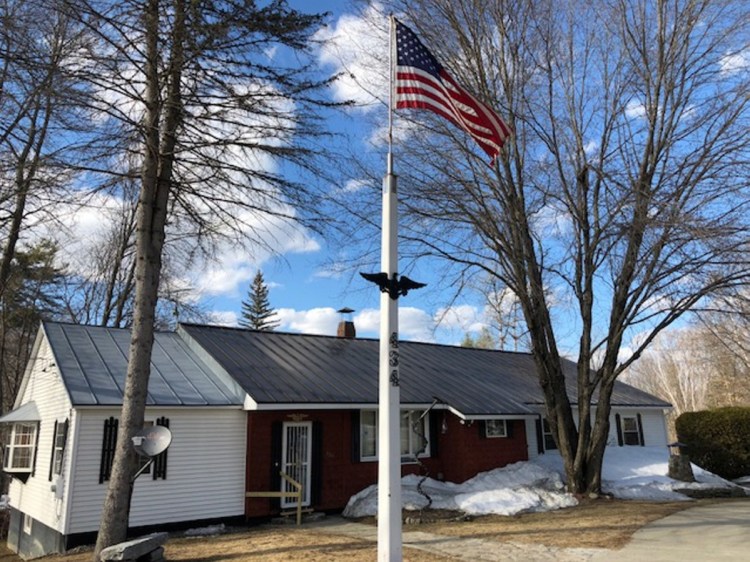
[100,532,169,561]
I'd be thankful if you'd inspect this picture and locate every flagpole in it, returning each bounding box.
[377,14,402,562]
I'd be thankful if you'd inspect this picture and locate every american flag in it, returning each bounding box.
[394,19,511,164]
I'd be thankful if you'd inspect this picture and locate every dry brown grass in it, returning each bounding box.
[0,499,704,561]
[406,498,695,549]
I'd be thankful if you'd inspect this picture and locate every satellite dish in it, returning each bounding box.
[131,425,172,458]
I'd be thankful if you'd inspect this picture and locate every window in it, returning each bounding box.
[621,415,642,446]
[23,513,32,534]
[401,410,428,460]
[484,420,507,438]
[360,411,377,460]
[3,423,38,472]
[542,419,557,451]
[49,420,69,480]
[359,409,429,462]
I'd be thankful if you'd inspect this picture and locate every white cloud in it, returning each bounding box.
[625,99,646,119]
[189,214,320,298]
[720,49,750,75]
[314,3,389,110]
[207,310,239,326]
[435,304,486,333]
[277,307,340,336]
[273,305,436,342]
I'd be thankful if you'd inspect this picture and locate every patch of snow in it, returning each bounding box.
[0,495,8,510]
[343,446,746,519]
[184,523,225,537]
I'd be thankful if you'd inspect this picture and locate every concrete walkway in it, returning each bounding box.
[312,500,750,561]
[310,516,605,561]
[590,500,750,562]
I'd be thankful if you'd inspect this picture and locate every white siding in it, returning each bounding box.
[531,406,669,451]
[609,408,668,447]
[7,335,74,534]
[524,418,540,459]
[68,407,246,533]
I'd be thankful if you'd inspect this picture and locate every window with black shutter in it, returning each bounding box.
[49,419,69,480]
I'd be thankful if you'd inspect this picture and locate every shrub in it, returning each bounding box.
[675,407,750,480]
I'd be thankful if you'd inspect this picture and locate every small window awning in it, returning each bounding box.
[0,402,40,424]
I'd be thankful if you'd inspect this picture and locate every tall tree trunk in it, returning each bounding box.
[93,0,185,557]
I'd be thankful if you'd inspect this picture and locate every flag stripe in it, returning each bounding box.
[394,19,511,164]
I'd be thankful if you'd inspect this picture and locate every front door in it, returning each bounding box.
[281,421,312,508]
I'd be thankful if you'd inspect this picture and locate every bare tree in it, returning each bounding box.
[49,1,342,557]
[623,329,712,429]
[346,0,750,493]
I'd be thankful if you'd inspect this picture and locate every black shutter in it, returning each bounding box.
[310,422,323,506]
[270,422,282,510]
[350,411,361,463]
[99,417,118,484]
[153,417,170,479]
[535,418,544,454]
[31,422,41,477]
[615,414,623,447]
[505,420,514,438]
[49,420,59,481]
[428,412,440,458]
[478,421,487,439]
[636,413,645,446]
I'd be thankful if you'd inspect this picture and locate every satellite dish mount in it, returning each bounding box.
[130,425,173,482]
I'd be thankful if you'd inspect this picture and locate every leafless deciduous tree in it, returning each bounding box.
[356,0,750,493]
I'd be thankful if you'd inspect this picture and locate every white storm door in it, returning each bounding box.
[281,421,312,508]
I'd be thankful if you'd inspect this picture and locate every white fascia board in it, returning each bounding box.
[245,402,449,411]
[448,405,539,421]
[460,413,540,420]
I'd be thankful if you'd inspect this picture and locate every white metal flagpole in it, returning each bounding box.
[378,14,402,562]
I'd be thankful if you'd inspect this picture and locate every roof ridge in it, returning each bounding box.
[177,322,537,358]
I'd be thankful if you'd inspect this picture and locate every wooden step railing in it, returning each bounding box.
[245,471,304,525]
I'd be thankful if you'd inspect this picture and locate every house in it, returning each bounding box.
[1,320,670,558]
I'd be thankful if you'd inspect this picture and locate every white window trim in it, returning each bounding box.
[621,415,642,446]
[3,423,38,473]
[485,419,508,438]
[51,420,67,476]
[359,409,430,463]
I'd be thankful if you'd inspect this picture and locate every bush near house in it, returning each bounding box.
[675,407,750,480]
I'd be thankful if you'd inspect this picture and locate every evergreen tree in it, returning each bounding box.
[240,271,279,331]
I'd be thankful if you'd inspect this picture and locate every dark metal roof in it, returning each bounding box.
[43,322,243,406]
[178,324,670,416]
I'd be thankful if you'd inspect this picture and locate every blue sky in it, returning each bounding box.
[191,1,491,345]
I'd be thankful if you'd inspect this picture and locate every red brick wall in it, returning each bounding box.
[244,410,528,518]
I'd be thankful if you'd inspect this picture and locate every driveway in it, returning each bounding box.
[590,499,750,562]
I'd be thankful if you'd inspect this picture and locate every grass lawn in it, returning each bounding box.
[0,499,701,561]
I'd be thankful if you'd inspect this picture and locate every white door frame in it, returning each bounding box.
[281,421,312,508]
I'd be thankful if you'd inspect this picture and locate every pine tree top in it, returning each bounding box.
[239,271,279,331]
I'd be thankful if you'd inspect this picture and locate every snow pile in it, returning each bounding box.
[343,447,745,519]
[343,460,577,518]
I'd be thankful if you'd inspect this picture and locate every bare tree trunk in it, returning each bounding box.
[93,0,184,556]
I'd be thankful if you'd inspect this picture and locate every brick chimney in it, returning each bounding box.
[336,307,356,338]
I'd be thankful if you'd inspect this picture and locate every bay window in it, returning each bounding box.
[3,423,38,472]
